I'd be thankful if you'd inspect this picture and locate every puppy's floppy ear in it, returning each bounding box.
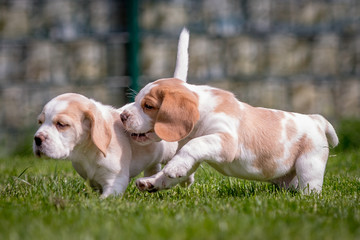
[154,90,199,142]
[85,107,112,157]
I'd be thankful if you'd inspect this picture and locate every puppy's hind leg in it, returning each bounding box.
[271,171,298,191]
[295,148,328,194]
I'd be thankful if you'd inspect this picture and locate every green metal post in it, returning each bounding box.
[128,0,139,102]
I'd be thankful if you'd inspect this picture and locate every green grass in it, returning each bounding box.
[0,150,359,240]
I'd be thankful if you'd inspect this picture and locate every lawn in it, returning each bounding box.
[0,149,359,240]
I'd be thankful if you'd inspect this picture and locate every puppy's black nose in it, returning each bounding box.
[34,135,45,146]
[120,112,130,123]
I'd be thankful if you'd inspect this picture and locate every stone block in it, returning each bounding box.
[42,0,82,40]
[67,40,107,83]
[313,81,336,117]
[335,79,360,118]
[269,34,311,76]
[290,76,317,114]
[140,2,187,32]
[0,45,24,83]
[248,0,271,32]
[25,41,67,84]
[261,78,289,110]
[0,0,30,39]
[107,42,126,77]
[28,89,54,119]
[355,36,360,75]
[202,0,243,36]
[312,34,339,76]
[338,38,356,75]
[90,0,110,34]
[141,37,176,79]
[2,86,27,129]
[232,78,288,110]
[331,1,360,35]
[293,1,331,26]
[270,0,293,24]
[289,77,337,118]
[188,35,224,80]
[225,36,266,76]
[230,80,251,103]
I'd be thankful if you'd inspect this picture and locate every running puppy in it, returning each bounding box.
[120,28,339,194]
[33,93,177,198]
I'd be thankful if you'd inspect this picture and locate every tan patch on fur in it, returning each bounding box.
[317,125,323,135]
[56,96,112,157]
[211,89,242,118]
[238,105,285,179]
[285,118,297,140]
[219,133,237,162]
[285,135,314,167]
[210,89,247,162]
[57,101,85,124]
[85,107,112,157]
[142,78,200,142]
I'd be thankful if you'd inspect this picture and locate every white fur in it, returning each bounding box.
[121,29,338,195]
[173,28,189,82]
[131,83,337,194]
[33,93,177,198]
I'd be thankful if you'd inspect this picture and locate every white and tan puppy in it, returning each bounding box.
[33,93,177,198]
[120,28,339,194]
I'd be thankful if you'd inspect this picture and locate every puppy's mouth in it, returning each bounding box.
[129,130,155,143]
[130,130,161,144]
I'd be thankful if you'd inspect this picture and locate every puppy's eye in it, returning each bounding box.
[56,122,69,130]
[144,103,154,110]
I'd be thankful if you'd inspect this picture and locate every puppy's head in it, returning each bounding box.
[33,93,111,159]
[120,78,199,143]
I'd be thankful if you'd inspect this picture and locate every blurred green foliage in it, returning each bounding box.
[335,118,360,152]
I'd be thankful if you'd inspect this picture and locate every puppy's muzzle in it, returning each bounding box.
[120,111,130,124]
[34,134,46,146]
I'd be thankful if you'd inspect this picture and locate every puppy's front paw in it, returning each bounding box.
[100,188,114,199]
[136,178,158,192]
[163,161,189,179]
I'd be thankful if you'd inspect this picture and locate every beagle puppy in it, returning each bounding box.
[120,28,339,194]
[33,93,177,198]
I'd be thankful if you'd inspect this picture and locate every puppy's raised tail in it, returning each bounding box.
[311,114,339,148]
[326,121,339,148]
[173,27,189,82]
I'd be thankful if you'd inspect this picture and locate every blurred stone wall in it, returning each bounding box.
[0,0,359,155]
[0,0,128,155]
[139,0,360,120]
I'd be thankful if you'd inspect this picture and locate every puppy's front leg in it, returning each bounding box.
[163,134,233,179]
[100,174,129,198]
[137,134,234,192]
[136,171,194,192]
